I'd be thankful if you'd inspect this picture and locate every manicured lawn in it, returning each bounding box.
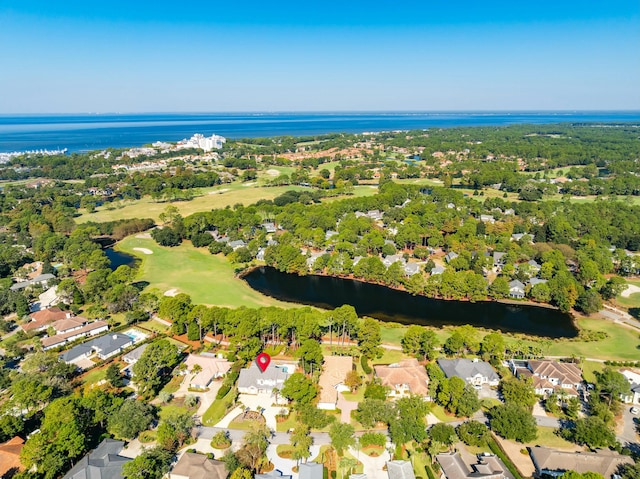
[202,389,236,426]
[116,236,293,308]
[81,366,107,385]
[430,404,457,423]
[137,319,169,334]
[160,375,183,394]
[371,349,406,366]
[526,426,576,449]
[158,403,190,421]
[380,324,408,345]
[581,360,605,384]
[541,318,640,361]
[76,184,304,223]
[275,412,299,433]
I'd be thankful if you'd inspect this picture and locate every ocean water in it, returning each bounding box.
[1,111,639,153]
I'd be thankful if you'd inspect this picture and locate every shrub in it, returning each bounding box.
[360,432,386,448]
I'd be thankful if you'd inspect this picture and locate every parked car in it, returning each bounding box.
[631,406,639,415]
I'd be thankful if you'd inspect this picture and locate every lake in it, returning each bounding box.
[105,247,137,270]
[243,266,578,338]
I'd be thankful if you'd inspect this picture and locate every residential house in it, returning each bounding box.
[367,210,384,221]
[60,333,134,365]
[386,460,416,479]
[299,462,324,479]
[374,358,430,400]
[431,265,446,275]
[350,475,367,479]
[42,320,109,351]
[255,471,293,479]
[504,209,515,216]
[182,354,232,390]
[10,273,55,291]
[527,260,542,274]
[508,280,525,299]
[511,233,533,243]
[169,452,228,479]
[256,248,266,261]
[620,369,640,404]
[404,262,421,276]
[228,240,247,250]
[437,358,499,387]
[31,285,64,311]
[325,230,339,241]
[307,250,327,269]
[511,360,582,397]
[528,446,633,479]
[493,252,507,270]
[123,343,148,364]
[383,254,405,268]
[22,307,73,333]
[480,214,495,224]
[0,436,24,478]
[262,222,277,234]
[237,361,293,397]
[528,278,547,287]
[436,452,512,479]
[62,439,131,479]
[444,252,459,263]
[318,356,352,410]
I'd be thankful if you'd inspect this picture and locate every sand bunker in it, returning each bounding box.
[164,288,179,297]
[621,284,640,297]
[266,169,280,177]
[133,247,153,255]
[135,233,152,239]
[243,182,256,187]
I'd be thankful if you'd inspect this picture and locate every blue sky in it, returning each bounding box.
[1,1,638,112]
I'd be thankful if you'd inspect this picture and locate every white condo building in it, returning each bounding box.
[177,133,226,152]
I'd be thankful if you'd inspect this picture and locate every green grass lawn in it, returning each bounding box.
[202,389,236,426]
[160,375,183,394]
[526,426,575,449]
[137,319,169,334]
[116,236,293,308]
[158,403,190,421]
[76,183,304,223]
[275,412,299,433]
[81,366,107,385]
[372,349,406,365]
[581,360,605,383]
[540,317,639,361]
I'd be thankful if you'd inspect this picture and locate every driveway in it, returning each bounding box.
[618,406,639,447]
[349,444,390,479]
[267,444,296,476]
[236,393,289,430]
[337,393,358,423]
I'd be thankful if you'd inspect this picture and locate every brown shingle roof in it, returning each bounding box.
[23,307,72,332]
[528,360,582,386]
[529,446,633,478]
[170,452,228,479]
[41,320,108,348]
[375,358,429,397]
[318,356,353,405]
[0,436,25,477]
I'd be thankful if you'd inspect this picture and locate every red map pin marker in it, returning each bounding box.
[256,352,271,372]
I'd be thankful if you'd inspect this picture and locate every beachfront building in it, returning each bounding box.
[177,133,226,152]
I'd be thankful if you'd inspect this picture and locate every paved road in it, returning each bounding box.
[618,407,639,447]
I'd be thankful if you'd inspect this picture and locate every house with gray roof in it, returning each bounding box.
[299,462,324,479]
[508,280,525,299]
[437,358,499,387]
[529,277,547,287]
[122,343,148,364]
[404,262,421,276]
[255,471,292,479]
[262,222,277,233]
[61,333,134,364]
[383,254,405,268]
[386,460,415,479]
[444,251,459,263]
[237,361,292,396]
[493,252,507,269]
[431,264,445,275]
[10,273,55,291]
[228,239,247,250]
[62,438,131,479]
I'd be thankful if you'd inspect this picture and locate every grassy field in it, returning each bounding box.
[527,426,576,449]
[202,389,236,426]
[117,236,293,308]
[77,183,303,223]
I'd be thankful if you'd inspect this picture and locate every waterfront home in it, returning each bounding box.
[436,452,510,479]
[508,280,525,299]
[493,252,507,270]
[168,452,228,479]
[228,239,247,250]
[437,358,499,387]
[318,356,352,410]
[431,264,446,275]
[529,277,547,287]
[404,262,421,276]
[445,251,459,263]
[374,358,429,399]
[510,359,582,397]
[382,254,405,268]
[528,446,633,479]
[61,439,131,479]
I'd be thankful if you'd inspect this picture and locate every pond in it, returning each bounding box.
[243,267,578,338]
[105,247,138,270]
